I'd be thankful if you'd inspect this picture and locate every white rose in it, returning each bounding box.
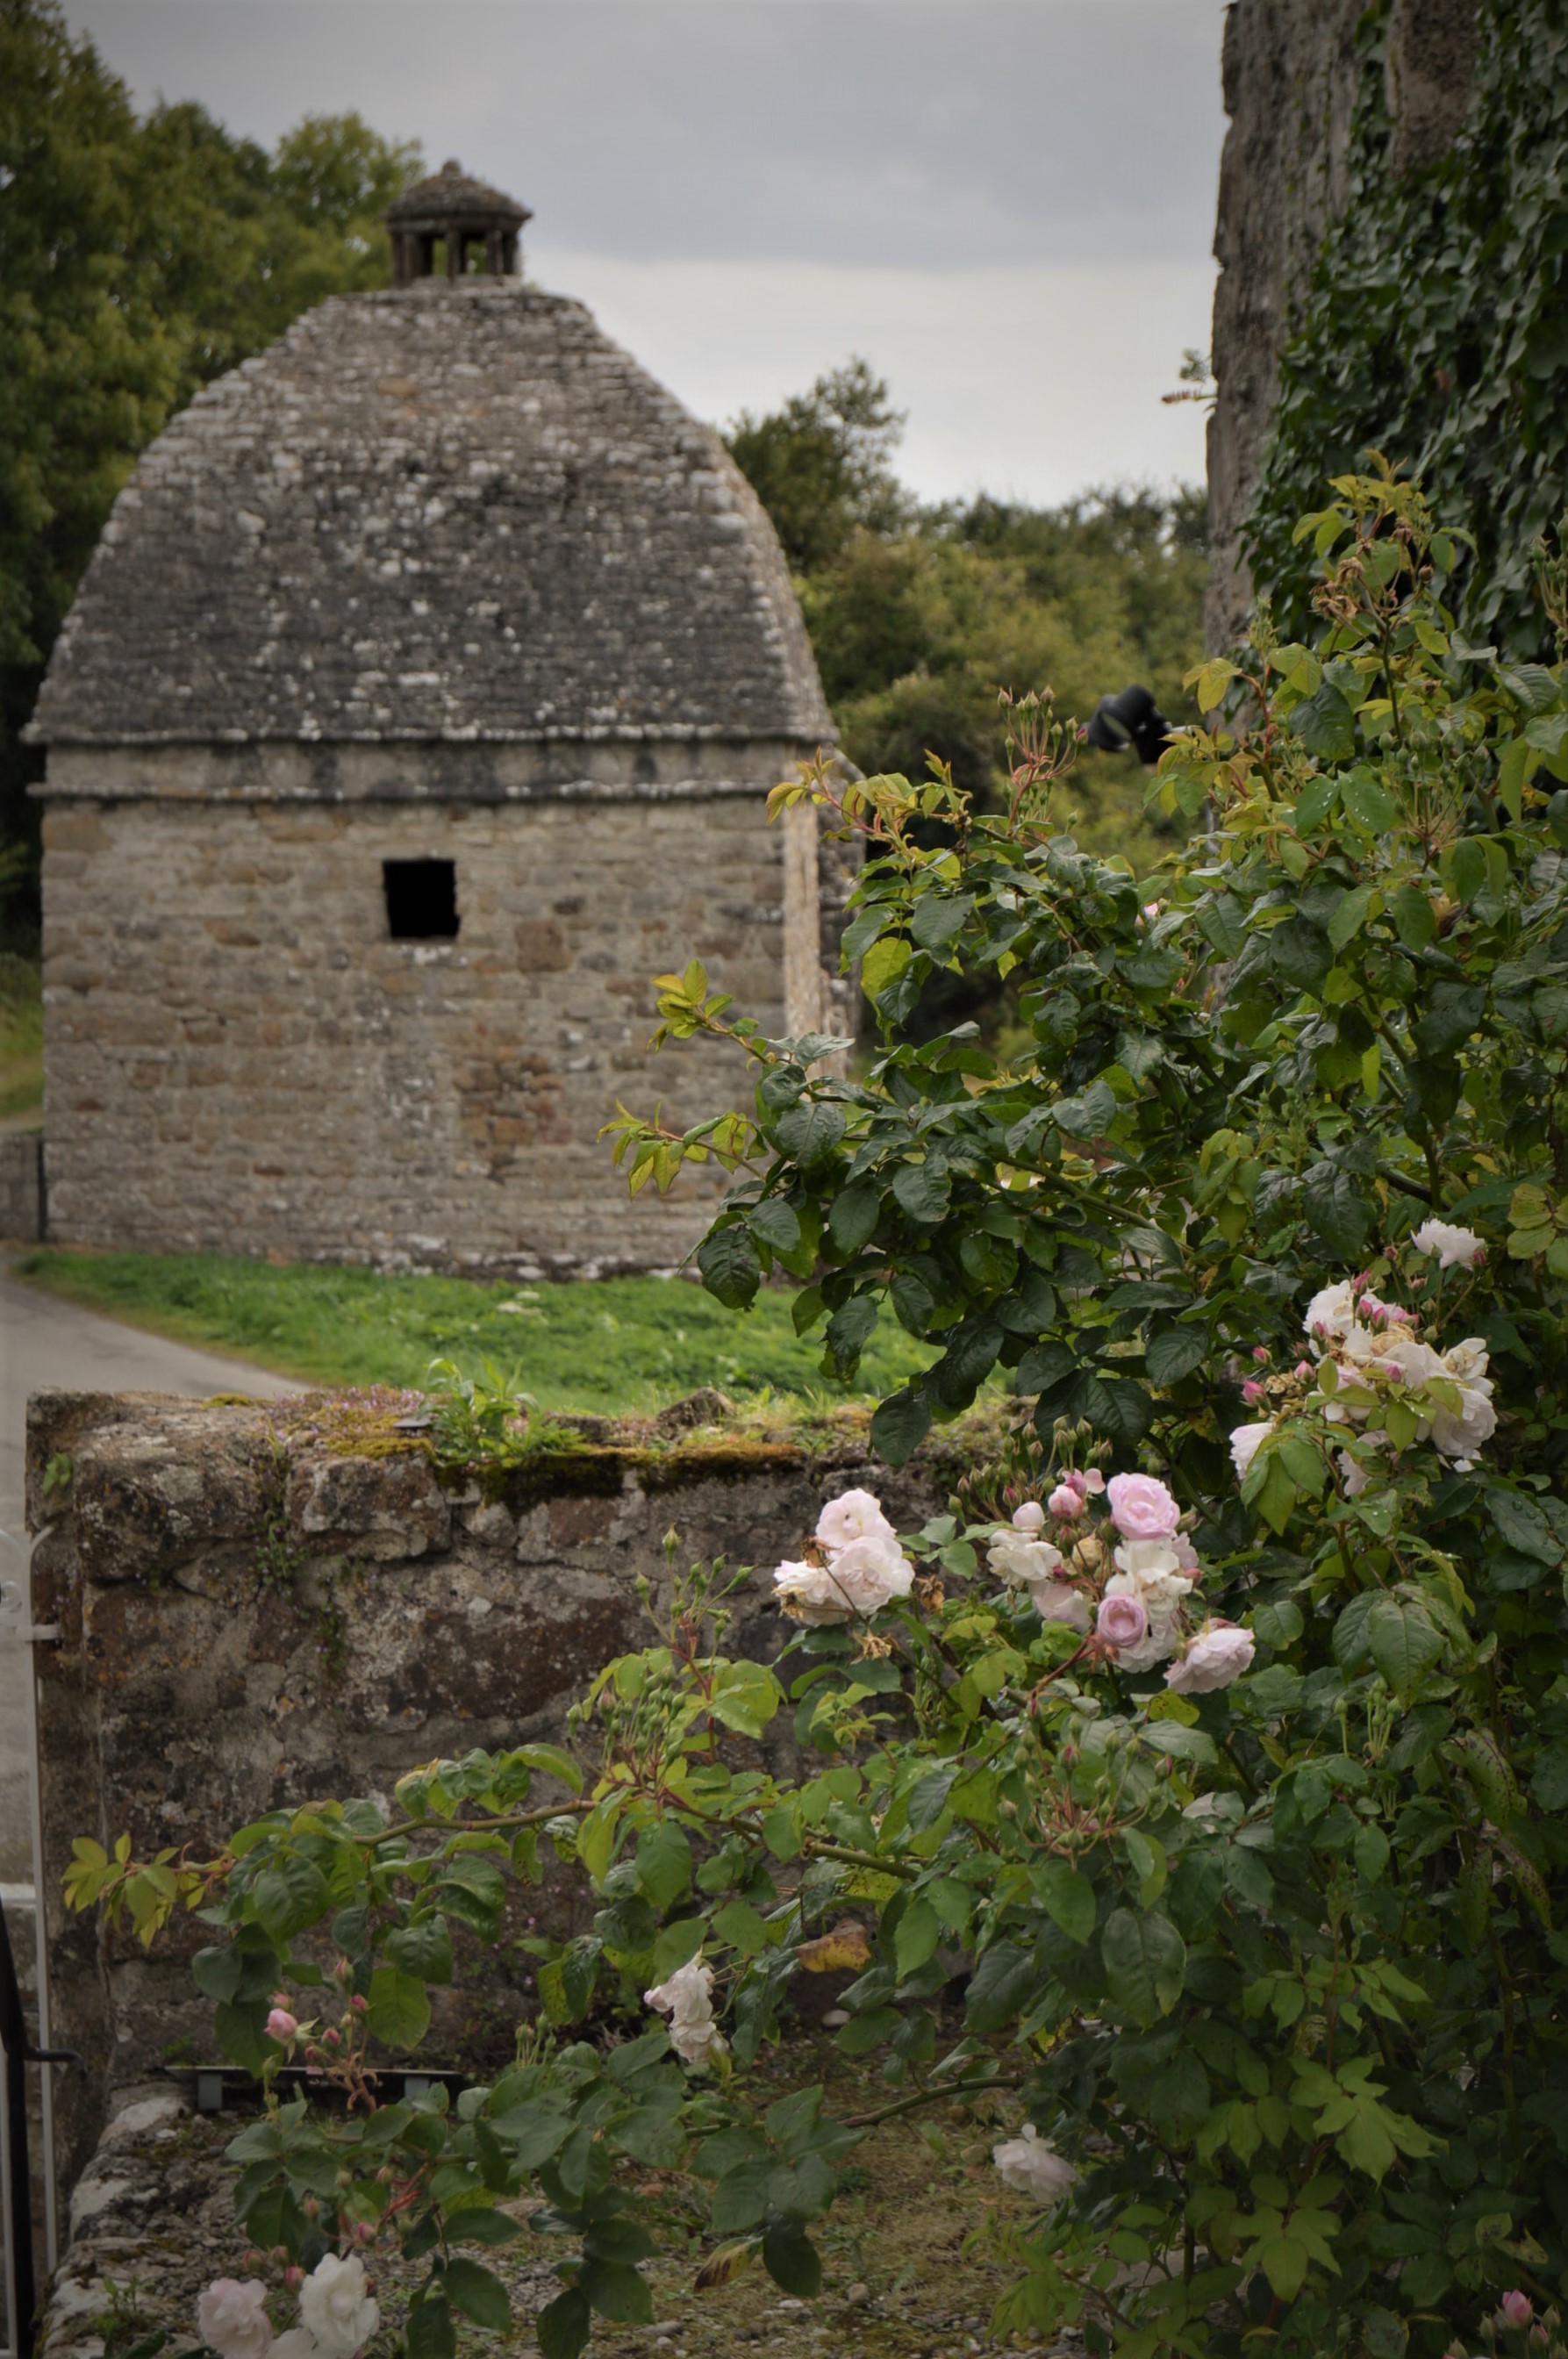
[1165,1622,1256,1694]
[1428,1377,1496,1462]
[825,1532,915,1614]
[645,1956,726,2069]
[1011,1500,1047,1533]
[816,1487,898,1552]
[1025,1579,1092,1633]
[773,1559,850,1624]
[299,2257,377,2359]
[1229,1422,1271,1481]
[1443,1337,1490,1383]
[1379,1333,1446,1387]
[988,1531,1066,1589]
[198,2282,273,2359]
[270,2335,321,2359]
[1110,1538,1194,1616]
[992,2122,1078,2203]
[1303,1281,1358,1349]
[1412,1219,1486,1270]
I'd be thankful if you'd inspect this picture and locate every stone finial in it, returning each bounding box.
[383,157,533,285]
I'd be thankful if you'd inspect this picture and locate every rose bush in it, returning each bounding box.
[73,471,1568,2358]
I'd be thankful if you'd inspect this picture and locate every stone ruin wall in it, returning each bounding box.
[1206,0,1481,652]
[39,739,847,1276]
[25,1387,963,2190]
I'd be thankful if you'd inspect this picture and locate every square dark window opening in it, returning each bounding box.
[383,858,460,941]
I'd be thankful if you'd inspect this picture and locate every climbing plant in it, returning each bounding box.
[73,472,1568,2356]
[1246,0,1568,659]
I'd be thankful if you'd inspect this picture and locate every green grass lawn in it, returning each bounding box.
[0,957,42,1122]
[13,1248,934,1414]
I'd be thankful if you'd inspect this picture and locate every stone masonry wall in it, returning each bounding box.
[25,1388,963,2191]
[39,740,834,1273]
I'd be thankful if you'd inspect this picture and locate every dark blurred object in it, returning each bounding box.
[1085,684,1171,766]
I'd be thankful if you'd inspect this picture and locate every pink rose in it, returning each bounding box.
[1011,1500,1046,1533]
[1241,1380,1264,1405]
[1097,1591,1149,1651]
[1048,1483,1085,1521]
[1105,1473,1180,1541]
[1081,1468,1106,1495]
[1252,1345,1270,1364]
[816,1487,898,1552]
[1500,2292,1533,2329]
[1164,1622,1256,1694]
[197,2282,273,2359]
[266,2008,297,2042]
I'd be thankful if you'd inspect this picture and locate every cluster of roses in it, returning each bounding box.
[772,1487,916,1622]
[984,1470,1255,1693]
[197,2257,377,2359]
[1230,1220,1496,1496]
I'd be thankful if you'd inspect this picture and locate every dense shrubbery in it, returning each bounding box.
[76,473,1568,2358]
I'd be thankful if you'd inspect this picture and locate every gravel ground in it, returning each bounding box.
[40,2048,1085,2359]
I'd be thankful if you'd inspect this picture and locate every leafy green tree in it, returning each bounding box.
[0,0,419,944]
[80,472,1568,2356]
[723,356,910,573]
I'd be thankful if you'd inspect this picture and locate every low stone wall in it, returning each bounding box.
[1,1130,44,1239]
[25,1387,968,2191]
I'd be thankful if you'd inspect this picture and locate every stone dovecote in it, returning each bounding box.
[29,168,843,1276]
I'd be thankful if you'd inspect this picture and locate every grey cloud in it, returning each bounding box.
[63,0,1227,268]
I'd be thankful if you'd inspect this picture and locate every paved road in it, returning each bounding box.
[0,1271,295,1883]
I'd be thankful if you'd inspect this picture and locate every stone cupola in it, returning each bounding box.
[383,158,533,284]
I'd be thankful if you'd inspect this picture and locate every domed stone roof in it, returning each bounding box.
[32,281,834,750]
[383,157,531,231]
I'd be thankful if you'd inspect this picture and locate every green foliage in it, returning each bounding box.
[726,367,1206,899]
[723,358,909,574]
[0,952,40,1119]
[12,1251,935,1411]
[1248,0,1568,659]
[0,0,419,935]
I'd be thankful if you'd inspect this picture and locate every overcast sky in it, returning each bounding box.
[63,0,1229,507]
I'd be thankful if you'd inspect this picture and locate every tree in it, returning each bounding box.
[724,356,910,573]
[0,0,419,945]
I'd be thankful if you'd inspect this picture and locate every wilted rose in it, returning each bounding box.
[992,2122,1078,2202]
[197,2282,273,2359]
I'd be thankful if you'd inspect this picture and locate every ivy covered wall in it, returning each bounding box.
[1211,0,1568,658]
